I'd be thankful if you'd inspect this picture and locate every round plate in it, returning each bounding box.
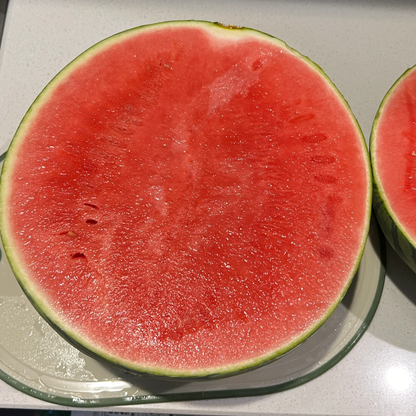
[0,153,385,407]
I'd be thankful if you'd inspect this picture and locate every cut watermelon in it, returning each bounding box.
[371,65,416,273]
[0,21,371,378]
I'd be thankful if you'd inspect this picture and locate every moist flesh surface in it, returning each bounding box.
[4,24,370,373]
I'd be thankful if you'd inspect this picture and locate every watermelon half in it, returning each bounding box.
[371,65,416,273]
[0,21,372,379]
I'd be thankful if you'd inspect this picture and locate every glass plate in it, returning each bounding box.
[0,156,385,407]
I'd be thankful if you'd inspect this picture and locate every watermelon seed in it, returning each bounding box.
[71,253,86,259]
[86,219,98,225]
[113,125,133,134]
[84,203,99,209]
[59,231,77,237]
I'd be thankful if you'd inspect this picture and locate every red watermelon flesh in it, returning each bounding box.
[0,21,371,377]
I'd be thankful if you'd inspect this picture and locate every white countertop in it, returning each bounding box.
[1,0,416,414]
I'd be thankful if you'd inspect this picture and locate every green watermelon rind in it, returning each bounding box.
[0,20,372,379]
[370,65,416,274]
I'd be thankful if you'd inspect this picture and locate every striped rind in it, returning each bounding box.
[370,65,416,274]
[372,184,416,272]
[0,20,372,379]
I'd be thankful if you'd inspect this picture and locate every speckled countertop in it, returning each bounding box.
[0,0,416,415]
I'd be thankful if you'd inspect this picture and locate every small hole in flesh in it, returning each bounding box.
[86,219,98,225]
[71,253,86,259]
[84,203,99,209]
